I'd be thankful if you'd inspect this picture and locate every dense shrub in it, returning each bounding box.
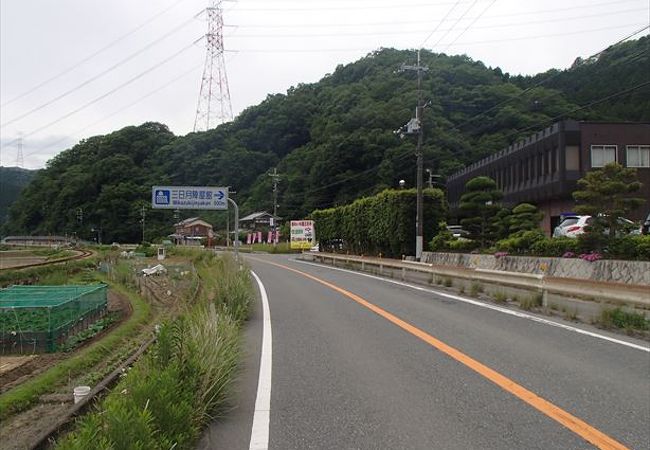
[312,188,446,257]
[448,238,480,252]
[495,230,545,254]
[509,203,543,234]
[135,243,156,257]
[530,237,579,257]
[606,235,650,260]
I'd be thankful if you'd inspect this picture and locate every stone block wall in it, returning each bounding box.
[421,252,650,286]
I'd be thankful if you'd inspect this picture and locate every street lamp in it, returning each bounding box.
[425,169,445,189]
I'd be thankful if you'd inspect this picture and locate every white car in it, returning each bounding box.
[553,216,592,238]
[553,215,638,238]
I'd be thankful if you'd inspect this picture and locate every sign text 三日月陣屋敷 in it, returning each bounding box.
[151,186,228,210]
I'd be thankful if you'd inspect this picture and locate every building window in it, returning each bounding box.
[591,145,617,168]
[626,145,650,167]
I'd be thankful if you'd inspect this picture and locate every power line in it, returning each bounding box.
[419,0,463,49]
[450,23,647,47]
[430,0,481,49]
[450,25,649,133]
[0,0,191,109]
[229,0,644,28]
[225,23,646,52]
[223,10,647,39]
[232,1,490,12]
[22,63,205,160]
[442,0,497,51]
[509,79,650,138]
[1,13,200,129]
[1,38,201,150]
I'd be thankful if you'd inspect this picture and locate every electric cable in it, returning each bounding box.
[230,1,643,29]
[442,0,498,51]
[1,12,201,128]
[1,38,202,151]
[419,0,463,49]
[450,25,649,133]
[22,63,205,160]
[0,0,191,109]
[430,0,481,49]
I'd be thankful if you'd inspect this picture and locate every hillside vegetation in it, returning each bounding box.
[3,38,649,243]
[0,167,36,225]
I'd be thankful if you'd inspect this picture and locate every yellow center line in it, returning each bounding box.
[254,258,629,450]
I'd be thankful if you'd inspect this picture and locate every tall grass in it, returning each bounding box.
[56,253,252,449]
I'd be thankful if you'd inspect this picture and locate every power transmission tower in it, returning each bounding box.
[15,134,24,167]
[194,0,233,131]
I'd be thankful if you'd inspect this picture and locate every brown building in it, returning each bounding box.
[446,121,650,234]
[171,217,213,245]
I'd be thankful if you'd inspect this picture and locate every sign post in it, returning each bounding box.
[290,220,315,250]
[151,186,239,261]
[151,186,228,210]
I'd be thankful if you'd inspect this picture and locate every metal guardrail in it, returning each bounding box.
[303,253,650,309]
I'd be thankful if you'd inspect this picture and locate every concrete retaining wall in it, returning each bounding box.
[421,252,650,286]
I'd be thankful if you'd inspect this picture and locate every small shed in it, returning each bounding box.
[240,211,282,231]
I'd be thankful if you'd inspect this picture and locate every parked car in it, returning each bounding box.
[553,215,592,238]
[641,212,650,235]
[553,215,638,238]
[446,225,470,238]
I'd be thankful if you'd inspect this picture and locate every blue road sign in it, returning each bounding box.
[151,186,228,210]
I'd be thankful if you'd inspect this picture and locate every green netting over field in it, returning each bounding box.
[0,284,108,353]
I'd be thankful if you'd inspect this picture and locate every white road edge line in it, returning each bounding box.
[249,271,273,450]
[293,259,650,353]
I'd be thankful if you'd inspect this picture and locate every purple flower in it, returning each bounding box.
[494,251,509,258]
[579,252,602,262]
[562,251,575,258]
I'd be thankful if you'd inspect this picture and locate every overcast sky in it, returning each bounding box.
[1,0,648,169]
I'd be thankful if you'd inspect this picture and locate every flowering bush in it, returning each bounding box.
[562,251,576,258]
[579,252,602,262]
[494,251,509,258]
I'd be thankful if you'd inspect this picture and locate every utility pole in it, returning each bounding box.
[141,205,146,243]
[268,168,281,245]
[194,0,233,131]
[398,49,428,260]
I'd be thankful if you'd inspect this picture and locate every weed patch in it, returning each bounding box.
[493,292,507,304]
[598,307,649,331]
[470,282,483,297]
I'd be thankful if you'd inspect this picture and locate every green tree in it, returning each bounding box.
[509,203,543,234]
[572,162,645,238]
[459,176,504,248]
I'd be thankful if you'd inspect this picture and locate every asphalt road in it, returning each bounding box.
[199,254,650,450]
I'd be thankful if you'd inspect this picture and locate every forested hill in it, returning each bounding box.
[4,38,649,243]
[0,167,36,225]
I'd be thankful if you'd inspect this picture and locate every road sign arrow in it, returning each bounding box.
[216,190,225,200]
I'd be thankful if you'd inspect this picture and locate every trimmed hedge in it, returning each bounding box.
[311,188,446,257]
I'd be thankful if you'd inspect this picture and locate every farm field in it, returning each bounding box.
[0,250,198,450]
